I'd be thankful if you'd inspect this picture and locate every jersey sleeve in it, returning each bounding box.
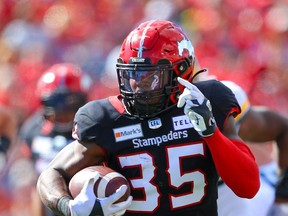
[72,98,122,142]
[72,101,102,142]
[221,80,251,124]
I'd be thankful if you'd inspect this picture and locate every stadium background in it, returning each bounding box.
[0,0,287,215]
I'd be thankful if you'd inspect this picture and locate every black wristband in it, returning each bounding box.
[276,168,288,199]
[56,195,71,216]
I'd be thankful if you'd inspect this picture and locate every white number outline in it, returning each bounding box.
[118,142,207,213]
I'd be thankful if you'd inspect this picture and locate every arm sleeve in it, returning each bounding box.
[204,127,260,198]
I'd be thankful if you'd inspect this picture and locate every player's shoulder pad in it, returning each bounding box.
[194,79,235,102]
[221,81,249,106]
[221,80,251,122]
[73,98,118,141]
[19,109,45,142]
[75,100,106,126]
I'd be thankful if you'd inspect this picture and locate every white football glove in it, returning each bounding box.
[177,77,216,137]
[69,172,133,216]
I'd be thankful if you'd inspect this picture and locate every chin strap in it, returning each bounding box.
[191,69,208,82]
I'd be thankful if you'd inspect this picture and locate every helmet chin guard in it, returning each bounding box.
[117,20,196,118]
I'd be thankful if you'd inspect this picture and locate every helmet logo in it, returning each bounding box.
[177,39,194,56]
[138,20,155,58]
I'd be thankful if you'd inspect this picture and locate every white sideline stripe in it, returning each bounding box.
[138,20,155,57]
[97,172,125,197]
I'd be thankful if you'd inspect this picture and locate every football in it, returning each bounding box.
[69,165,131,203]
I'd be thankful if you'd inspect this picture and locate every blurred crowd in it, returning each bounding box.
[0,0,287,215]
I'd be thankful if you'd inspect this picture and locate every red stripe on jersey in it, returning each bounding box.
[108,95,125,114]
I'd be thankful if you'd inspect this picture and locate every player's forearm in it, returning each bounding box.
[37,168,72,215]
[204,127,260,198]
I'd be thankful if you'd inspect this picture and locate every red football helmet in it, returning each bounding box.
[37,63,91,122]
[116,20,196,118]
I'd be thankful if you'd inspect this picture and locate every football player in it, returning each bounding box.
[36,20,260,216]
[19,63,91,216]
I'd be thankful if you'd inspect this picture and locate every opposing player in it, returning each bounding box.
[19,63,91,216]
[36,20,260,216]
[217,80,288,216]
[193,62,288,215]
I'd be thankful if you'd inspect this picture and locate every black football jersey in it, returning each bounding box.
[19,109,73,174]
[73,80,240,216]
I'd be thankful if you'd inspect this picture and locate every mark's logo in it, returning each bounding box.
[113,124,143,142]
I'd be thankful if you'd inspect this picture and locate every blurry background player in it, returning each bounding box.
[18,63,92,216]
[193,63,288,215]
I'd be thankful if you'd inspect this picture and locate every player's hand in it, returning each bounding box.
[177,77,216,137]
[275,167,288,203]
[69,172,133,216]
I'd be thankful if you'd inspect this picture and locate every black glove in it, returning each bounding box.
[275,167,288,202]
[177,77,216,137]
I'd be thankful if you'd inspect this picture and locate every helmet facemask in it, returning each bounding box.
[42,91,87,116]
[117,58,179,119]
[41,90,87,132]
